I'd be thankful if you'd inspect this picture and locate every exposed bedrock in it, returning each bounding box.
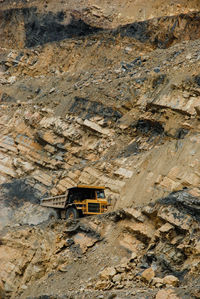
[1,7,200,48]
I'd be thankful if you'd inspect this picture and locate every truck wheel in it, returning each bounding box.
[65,207,79,220]
[48,210,59,220]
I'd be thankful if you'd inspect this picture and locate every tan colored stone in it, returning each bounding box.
[58,263,69,272]
[150,93,200,115]
[141,267,155,282]
[152,277,164,286]
[124,208,145,222]
[114,167,133,178]
[34,184,47,194]
[73,233,97,253]
[39,131,64,145]
[95,280,112,290]
[142,205,157,216]
[26,152,48,165]
[163,275,179,286]
[189,159,200,168]
[4,279,16,292]
[0,164,16,177]
[0,152,13,167]
[15,134,42,152]
[17,144,30,154]
[125,222,155,242]
[182,122,193,129]
[56,177,75,192]
[181,172,200,187]
[44,144,56,153]
[103,178,126,193]
[84,167,102,179]
[160,177,182,191]
[13,158,34,172]
[0,175,7,184]
[112,273,122,283]
[194,241,200,254]
[167,166,181,180]
[67,171,80,181]
[107,178,126,188]
[155,174,163,184]
[20,284,28,290]
[78,171,96,185]
[130,252,137,261]
[188,188,200,197]
[119,234,141,255]
[83,119,112,136]
[100,266,116,280]
[159,223,174,233]
[32,170,52,187]
[158,206,193,231]
[107,183,122,193]
[39,116,59,128]
[0,136,17,152]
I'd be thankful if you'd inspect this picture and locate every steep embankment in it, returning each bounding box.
[0,191,200,298]
[1,15,200,214]
[0,0,200,298]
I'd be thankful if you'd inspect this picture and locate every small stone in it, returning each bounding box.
[58,263,68,272]
[95,280,112,290]
[151,277,164,287]
[115,284,124,289]
[123,208,145,222]
[112,274,121,283]
[160,176,182,191]
[129,252,137,262]
[186,54,192,60]
[100,267,116,280]
[159,223,174,233]
[182,92,189,98]
[115,262,128,273]
[49,87,55,94]
[7,76,16,84]
[154,67,160,73]
[125,47,132,53]
[141,267,155,282]
[163,275,179,286]
[4,280,15,292]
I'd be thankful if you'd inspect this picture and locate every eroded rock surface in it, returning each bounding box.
[0,191,199,298]
[0,0,200,298]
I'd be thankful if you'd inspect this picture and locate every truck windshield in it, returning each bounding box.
[96,190,105,199]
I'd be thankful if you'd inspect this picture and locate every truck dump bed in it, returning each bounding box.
[40,194,67,208]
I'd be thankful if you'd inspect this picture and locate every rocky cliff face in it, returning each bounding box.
[1,191,200,298]
[0,0,200,298]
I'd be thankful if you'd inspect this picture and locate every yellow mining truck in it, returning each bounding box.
[40,185,108,220]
